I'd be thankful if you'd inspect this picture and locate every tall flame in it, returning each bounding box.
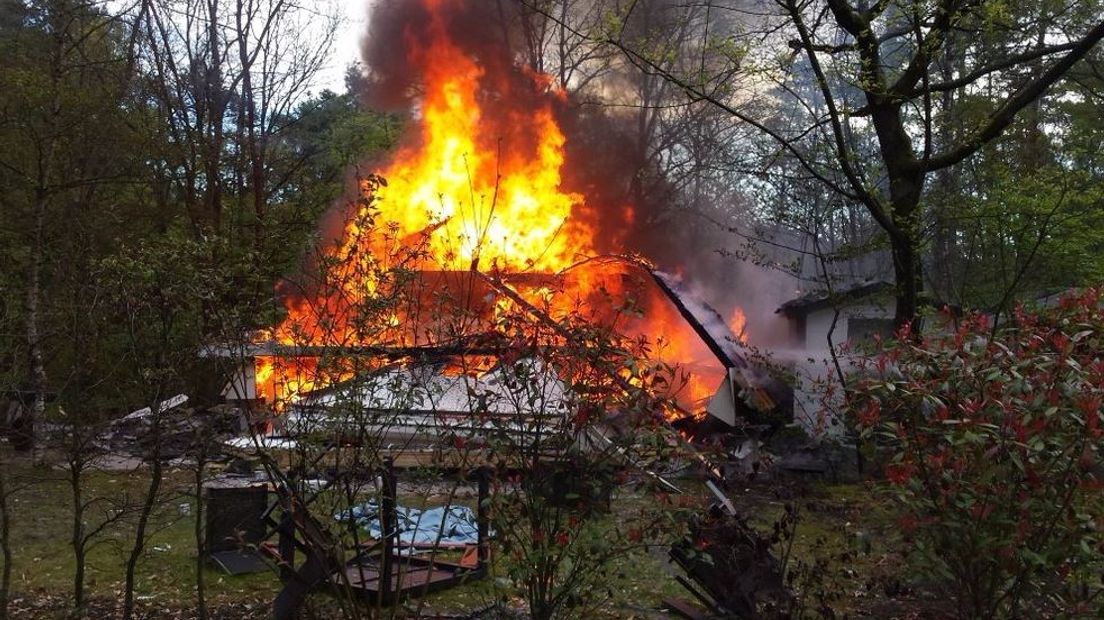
[258,0,732,419]
[362,3,590,273]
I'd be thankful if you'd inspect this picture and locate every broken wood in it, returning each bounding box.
[663,596,712,620]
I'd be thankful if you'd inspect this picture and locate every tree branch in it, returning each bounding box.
[908,40,1086,96]
[925,18,1104,171]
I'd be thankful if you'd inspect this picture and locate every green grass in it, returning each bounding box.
[1,449,907,617]
[3,459,278,610]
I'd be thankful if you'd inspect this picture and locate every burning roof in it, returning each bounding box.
[294,357,568,417]
[648,270,782,424]
[649,270,747,370]
[207,0,790,430]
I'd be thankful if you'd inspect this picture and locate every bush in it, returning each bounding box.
[847,290,1104,618]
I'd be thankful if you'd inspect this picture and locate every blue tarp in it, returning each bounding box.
[337,501,481,545]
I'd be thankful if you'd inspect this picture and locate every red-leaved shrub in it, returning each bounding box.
[848,289,1104,617]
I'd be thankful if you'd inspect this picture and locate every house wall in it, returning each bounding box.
[802,301,895,349]
[221,360,258,401]
[790,301,895,436]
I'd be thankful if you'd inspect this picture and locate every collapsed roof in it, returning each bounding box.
[209,260,789,428]
[648,270,784,424]
[294,357,569,416]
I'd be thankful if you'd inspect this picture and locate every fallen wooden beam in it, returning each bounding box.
[663,596,713,620]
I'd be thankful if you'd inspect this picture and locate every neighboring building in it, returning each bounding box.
[775,279,962,435]
[776,279,897,351]
[775,279,896,435]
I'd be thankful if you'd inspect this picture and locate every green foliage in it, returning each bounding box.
[933,76,1104,309]
[848,291,1104,617]
[95,235,233,404]
[263,91,402,275]
[0,0,162,417]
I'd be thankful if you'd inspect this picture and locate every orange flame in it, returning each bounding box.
[256,0,728,421]
[730,307,747,343]
[353,3,589,274]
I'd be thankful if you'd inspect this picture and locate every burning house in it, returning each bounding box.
[212,0,789,452]
[216,265,786,451]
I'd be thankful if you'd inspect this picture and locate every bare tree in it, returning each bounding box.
[512,0,618,93]
[537,0,1104,327]
[189,420,219,620]
[136,0,340,247]
[60,419,129,614]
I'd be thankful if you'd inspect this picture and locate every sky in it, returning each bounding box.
[317,2,368,93]
[100,0,368,95]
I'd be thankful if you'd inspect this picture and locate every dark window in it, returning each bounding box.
[849,317,895,345]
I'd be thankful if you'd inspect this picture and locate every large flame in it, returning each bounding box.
[350,2,589,274]
[257,0,731,418]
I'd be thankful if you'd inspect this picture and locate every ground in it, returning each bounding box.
[0,447,939,619]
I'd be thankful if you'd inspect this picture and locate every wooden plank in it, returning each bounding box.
[662,597,711,620]
[338,560,472,593]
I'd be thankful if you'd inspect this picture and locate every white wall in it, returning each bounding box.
[221,361,258,401]
[802,301,894,350]
[790,300,895,436]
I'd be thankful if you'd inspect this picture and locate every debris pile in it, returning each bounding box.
[97,396,244,461]
[668,485,791,617]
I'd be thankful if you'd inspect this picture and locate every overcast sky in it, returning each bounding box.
[318,2,368,93]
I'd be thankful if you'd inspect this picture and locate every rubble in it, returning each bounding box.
[96,401,245,463]
[668,484,791,617]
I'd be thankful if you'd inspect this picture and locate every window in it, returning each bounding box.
[849,317,895,345]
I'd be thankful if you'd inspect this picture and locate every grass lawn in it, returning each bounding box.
[0,446,925,619]
[2,455,278,614]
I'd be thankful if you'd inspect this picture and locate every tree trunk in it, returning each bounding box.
[882,164,926,332]
[69,460,86,613]
[193,447,207,620]
[24,4,69,463]
[864,88,927,331]
[232,0,264,254]
[1021,10,1051,171]
[0,453,12,620]
[24,191,48,463]
[122,417,163,620]
[930,50,958,304]
[890,233,922,332]
[204,0,225,233]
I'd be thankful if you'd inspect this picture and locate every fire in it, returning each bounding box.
[268,0,593,351]
[651,300,724,410]
[255,0,732,421]
[348,3,588,274]
[730,307,747,343]
[254,356,275,401]
[252,356,321,409]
